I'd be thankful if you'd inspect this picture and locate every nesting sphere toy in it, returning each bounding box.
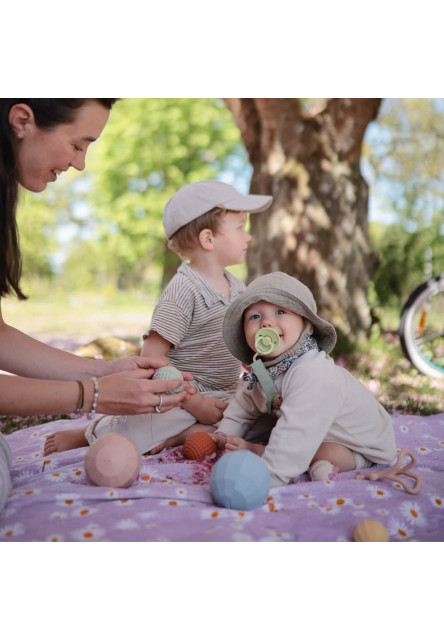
[85,433,141,488]
[0,433,12,514]
[153,366,184,394]
[210,449,271,510]
[183,432,217,460]
[353,519,389,542]
[255,328,280,356]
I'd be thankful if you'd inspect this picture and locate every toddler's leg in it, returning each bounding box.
[43,414,118,455]
[90,408,199,455]
[308,442,357,481]
[148,423,216,454]
[43,427,88,455]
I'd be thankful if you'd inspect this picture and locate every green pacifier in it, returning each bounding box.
[254,328,281,356]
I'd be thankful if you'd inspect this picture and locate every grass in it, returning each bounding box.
[336,330,443,416]
[1,294,442,435]
[2,291,156,350]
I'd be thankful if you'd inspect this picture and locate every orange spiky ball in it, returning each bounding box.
[183,432,217,460]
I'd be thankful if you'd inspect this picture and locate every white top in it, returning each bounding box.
[146,263,245,393]
[217,349,396,486]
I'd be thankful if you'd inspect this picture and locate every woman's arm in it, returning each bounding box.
[0,304,193,416]
[0,302,191,381]
[0,368,191,417]
[0,318,110,380]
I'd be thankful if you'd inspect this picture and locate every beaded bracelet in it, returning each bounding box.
[87,377,99,420]
[74,380,85,415]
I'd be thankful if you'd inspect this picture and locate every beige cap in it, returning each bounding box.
[223,271,337,364]
[163,180,272,239]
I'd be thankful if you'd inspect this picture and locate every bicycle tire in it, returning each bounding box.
[399,273,444,379]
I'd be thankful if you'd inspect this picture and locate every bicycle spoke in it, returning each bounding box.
[415,330,444,346]
[400,274,444,378]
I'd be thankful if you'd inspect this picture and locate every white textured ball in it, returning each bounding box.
[153,366,184,394]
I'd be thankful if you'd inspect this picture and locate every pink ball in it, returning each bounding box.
[85,433,141,488]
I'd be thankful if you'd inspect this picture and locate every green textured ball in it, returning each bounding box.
[153,366,184,394]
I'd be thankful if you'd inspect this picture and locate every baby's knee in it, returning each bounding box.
[311,442,356,471]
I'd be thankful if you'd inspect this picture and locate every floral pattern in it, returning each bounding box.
[1,413,443,541]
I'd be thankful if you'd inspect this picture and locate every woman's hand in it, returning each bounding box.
[104,355,194,382]
[94,367,196,416]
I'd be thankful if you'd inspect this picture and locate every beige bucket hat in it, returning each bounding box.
[222,271,337,363]
[163,180,273,239]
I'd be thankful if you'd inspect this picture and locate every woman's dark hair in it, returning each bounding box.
[0,99,118,299]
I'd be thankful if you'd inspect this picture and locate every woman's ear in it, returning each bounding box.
[306,321,314,335]
[8,103,35,139]
[198,228,214,251]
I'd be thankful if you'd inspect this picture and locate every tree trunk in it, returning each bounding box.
[224,98,382,347]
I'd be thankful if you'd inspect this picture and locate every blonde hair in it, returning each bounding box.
[168,206,227,257]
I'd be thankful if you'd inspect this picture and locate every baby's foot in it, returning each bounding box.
[43,428,88,455]
[225,436,265,456]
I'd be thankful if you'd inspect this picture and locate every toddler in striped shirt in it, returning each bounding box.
[44,180,272,456]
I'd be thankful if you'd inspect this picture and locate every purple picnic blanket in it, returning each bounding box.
[1,412,443,541]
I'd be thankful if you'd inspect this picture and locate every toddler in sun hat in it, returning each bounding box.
[211,271,396,487]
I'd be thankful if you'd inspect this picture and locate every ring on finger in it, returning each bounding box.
[155,394,163,413]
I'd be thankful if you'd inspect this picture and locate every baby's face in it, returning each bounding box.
[243,300,305,360]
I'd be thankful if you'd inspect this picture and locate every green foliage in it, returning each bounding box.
[16,98,444,307]
[16,191,58,289]
[77,98,247,292]
[16,165,95,295]
[16,99,246,296]
[365,98,444,229]
[335,332,444,416]
[370,221,444,308]
[364,99,444,311]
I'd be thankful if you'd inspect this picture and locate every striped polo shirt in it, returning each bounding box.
[145,263,246,393]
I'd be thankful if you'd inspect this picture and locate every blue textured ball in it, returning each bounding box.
[210,450,271,510]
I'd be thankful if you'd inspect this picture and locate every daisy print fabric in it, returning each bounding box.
[1,413,443,542]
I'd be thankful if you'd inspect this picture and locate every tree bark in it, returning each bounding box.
[224,98,382,345]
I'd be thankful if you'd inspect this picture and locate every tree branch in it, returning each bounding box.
[223,98,262,164]
[324,98,382,160]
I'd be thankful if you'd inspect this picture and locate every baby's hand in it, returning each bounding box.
[210,433,226,450]
[225,435,250,451]
[225,436,266,456]
[182,395,228,425]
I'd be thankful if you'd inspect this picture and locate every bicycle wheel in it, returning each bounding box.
[399,273,444,378]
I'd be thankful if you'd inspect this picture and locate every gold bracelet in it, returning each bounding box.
[74,380,85,415]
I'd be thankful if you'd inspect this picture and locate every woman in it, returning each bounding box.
[0,99,192,420]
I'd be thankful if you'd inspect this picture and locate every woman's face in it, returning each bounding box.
[13,100,110,192]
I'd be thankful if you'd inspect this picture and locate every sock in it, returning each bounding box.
[309,460,338,481]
